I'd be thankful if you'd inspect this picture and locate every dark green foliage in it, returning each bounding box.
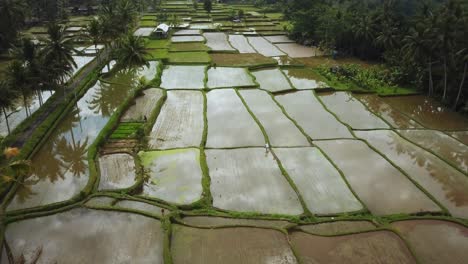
[204,0,212,13]
[286,0,468,109]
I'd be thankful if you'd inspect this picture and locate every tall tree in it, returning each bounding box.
[0,0,27,51]
[0,81,17,135]
[204,0,212,13]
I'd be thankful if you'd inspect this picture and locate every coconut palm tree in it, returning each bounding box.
[7,60,31,117]
[115,34,150,70]
[454,48,468,109]
[86,18,102,50]
[0,80,17,135]
[41,22,77,93]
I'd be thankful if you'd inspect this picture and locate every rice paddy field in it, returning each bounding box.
[3,1,468,263]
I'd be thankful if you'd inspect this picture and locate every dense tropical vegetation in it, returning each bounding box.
[282,0,468,109]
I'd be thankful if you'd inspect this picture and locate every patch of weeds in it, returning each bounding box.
[169,42,210,52]
[210,53,277,68]
[167,52,211,64]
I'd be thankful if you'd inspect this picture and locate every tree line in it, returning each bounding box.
[0,0,148,136]
[283,0,467,110]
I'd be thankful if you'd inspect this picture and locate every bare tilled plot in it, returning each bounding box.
[207,67,256,88]
[160,65,205,89]
[252,68,293,92]
[121,88,164,122]
[206,90,264,148]
[139,149,203,205]
[98,153,136,190]
[206,148,303,215]
[320,92,390,129]
[282,68,326,89]
[384,95,468,130]
[356,94,422,129]
[182,216,290,228]
[300,221,377,235]
[239,90,309,146]
[449,131,468,145]
[171,35,205,42]
[392,220,468,264]
[148,91,204,149]
[3,209,164,264]
[274,147,363,214]
[291,231,416,263]
[203,32,236,51]
[264,35,295,43]
[276,43,322,58]
[316,140,440,215]
[173,29,201,35]
[247,36,286,57]
[275,91,353,139]
[356,130,468,219]
[228,34,256,53]
[398,129,468,173]
[171,226,298,264]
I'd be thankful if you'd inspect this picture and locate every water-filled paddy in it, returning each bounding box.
[228,34,256,53]
[356,130,468,218]
[203,32,236,51]
[252,68,293,92]
[264,35,295,43]
[239,90,309,146]
[173,29,201,35]
[392,220,468,263]
[182,216,290,228]
[384,95,468,130]
[121,88,164,122]
[300,221,376,235]
[3,209,164,263]
[282,68,326,89]
[291,231,416,263]
[276,43,321,58]
[206,148,303,215]
[320,92,390,129]
[274,147,363,214]
[398,129,468,173]
[160,65,205,89]
[139,148,203,204]
[171,226,297,264]
[449,131,468,145]
[8,80,134,211]
[316,140,440,215]
[148,90,204,149]
[206,89,264,148]
[207,67,256,88]
[275,91,352,139]
[98,153,136,190]
[247,36,285,57]
[356,94,422,128]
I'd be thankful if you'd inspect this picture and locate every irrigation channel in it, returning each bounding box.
[2,6,468,264]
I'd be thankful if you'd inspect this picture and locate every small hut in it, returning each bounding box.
[154,23,170,38]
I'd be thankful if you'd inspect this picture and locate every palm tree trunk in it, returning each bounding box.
[2,107,11,135]
[443,57,448,100]
[454,62,467,109]
[428,62,434,96]
[22,92,29,117]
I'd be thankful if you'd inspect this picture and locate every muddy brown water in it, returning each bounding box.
[355,94,422,129]
[315,140,441,215]
[398,129,468,173]
[392,220,468,264]
[291,231,416,263]
[356,130,468,219]
[171,225,297,264]
[383,95,468,130]
[319,92,390,129]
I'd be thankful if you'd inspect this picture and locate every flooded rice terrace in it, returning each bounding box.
[3,3,468,264]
